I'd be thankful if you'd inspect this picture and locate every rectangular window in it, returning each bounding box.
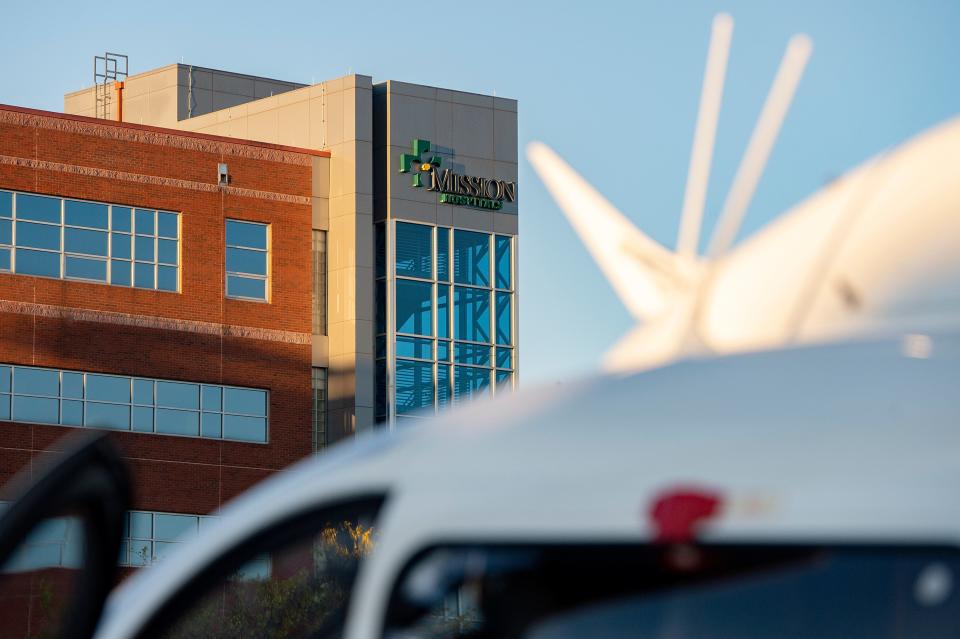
[396,280,433,336]
[312,368,327,452]
[114,508,270,578]
[453,230,490,287]
[395,222,433,279]
[395,360,434,415]
[0,190,178,291]
[312,230,327,335]
[225,219,269,302]
[0,364,267,443]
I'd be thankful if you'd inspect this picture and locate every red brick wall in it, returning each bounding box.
[0,106,319,516]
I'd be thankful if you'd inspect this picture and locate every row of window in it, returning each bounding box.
[120,510,269,578]
[387,223,512,290]
[392,282,512,345]
[0,364,269,443]
[0,189,273,302]
[0,505,268,579]
[392,361,513,417]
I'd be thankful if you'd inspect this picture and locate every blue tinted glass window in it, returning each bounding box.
[226,220,267,250]
[14,249,59,278]
[0,192,11,218]
[65,228,108,256]
[454,366,490,403]
[0,219,11,244]
[111,207,132,233]
[65,256,107,282]
[156,382,199,410]
[201,386,222,412]
[226,247,266,276]
[223,388,266,416]
[226,275,266,300]
[85,402,130,430]
[454,287,490,343]
[0,248,8,271]
[155,514,196,541]
[14,367,59,396]
[396,336,432,359]
[111,234,131,259]
[157,239,177,265]
[437,285,450,339]
[135,236,154,261]
[437,341,451,362]
[17,221,61,251]
[455,343,491,367]
[496,370,513,389]
[156,408,199,436]
[0,367,10,393]
[495,235,511,289]
[157,212,178,239]
[135,209,155,235]
[437,364,451,407]
[223,415,266,442]
[17,194,60,223]
[132,406,153,432]
[129,512,152,538]
[396,280,433,336]
[453,230,490,286]
[111,260,131,286]
[134,262,154,289]
[61,400,83,426]
[395,360,433,415]
[496,292,512,345]
[437,227,450,281]
[86,374,130,403]
[395,222,432,279]
[0,395,8,421]
[12,396,59,423]
[496,347,513,369]
[157,265,177,292]
[201,412,222,438]
[65,201,108,229]
[127,540,152,566]
[132,379,153,404]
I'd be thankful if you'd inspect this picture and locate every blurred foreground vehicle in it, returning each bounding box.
[0,331,958,638]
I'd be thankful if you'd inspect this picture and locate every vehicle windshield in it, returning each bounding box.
[383,543,960,638]
[143,497,382,639]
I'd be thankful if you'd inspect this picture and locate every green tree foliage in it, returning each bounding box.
[162,521,374,639]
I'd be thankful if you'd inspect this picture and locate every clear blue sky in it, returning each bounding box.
[2,0,958,385]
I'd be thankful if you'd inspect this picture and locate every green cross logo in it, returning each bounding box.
[399,138,442,188]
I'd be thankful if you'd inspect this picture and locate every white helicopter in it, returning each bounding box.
[529,13,960,372]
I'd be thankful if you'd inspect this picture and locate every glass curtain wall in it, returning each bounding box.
[376,221,515,426]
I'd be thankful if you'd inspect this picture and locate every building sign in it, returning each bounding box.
[399,139,516,210]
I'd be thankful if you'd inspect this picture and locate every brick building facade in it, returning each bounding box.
[0,104,324,515]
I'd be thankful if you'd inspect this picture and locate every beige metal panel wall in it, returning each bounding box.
[376,80,518,235]
[63,64,304,125]
[64,64,181,126]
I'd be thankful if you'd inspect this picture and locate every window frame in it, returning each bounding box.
[225,218,271,303]
[0,364,269,444]
[0,189,180,292]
